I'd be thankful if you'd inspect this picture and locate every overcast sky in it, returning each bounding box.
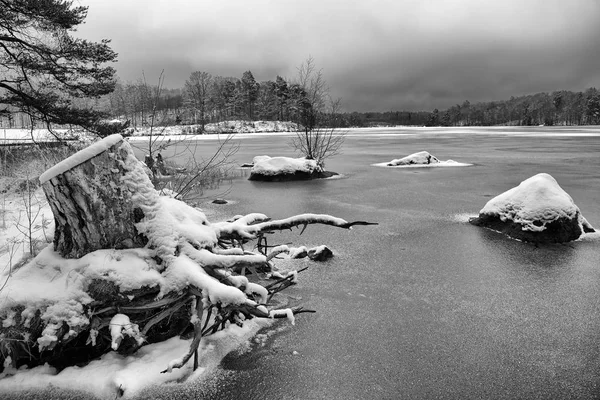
[77,0,600,112]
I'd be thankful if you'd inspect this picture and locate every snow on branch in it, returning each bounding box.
[216,213,378,240]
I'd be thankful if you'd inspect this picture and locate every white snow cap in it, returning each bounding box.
[251,155,319,176]
[40,134,123,183]
[373,150,472,168]
[480,173,583,232]
[388,151,440,166]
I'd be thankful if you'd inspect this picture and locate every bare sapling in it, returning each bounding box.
[14,173,48,257]
[126,71,239,202]
[291,56,346,170]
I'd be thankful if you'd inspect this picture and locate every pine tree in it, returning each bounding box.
[0,0,117,129]
[241,71,259,120]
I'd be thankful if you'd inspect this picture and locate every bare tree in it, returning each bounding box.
[290,57,345,169]
[128,71,238,202]
[184,71,213,130]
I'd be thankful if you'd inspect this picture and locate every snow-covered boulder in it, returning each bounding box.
[469,173,595,243]
[388,151,440,166]
[373,151,471,168]
[307,245,334,261]
[248,155,337,181]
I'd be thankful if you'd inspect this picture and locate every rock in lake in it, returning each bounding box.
[469,173,595,243]
[386,151,440,166]
[308,245,334,261]
[248,155,338,181]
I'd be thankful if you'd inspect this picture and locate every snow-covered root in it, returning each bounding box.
[216,213,378,241]
[162,302,314,373]
[109,314,144,351]
[266,244,290,261]
[162,295,203,373]
[263,267,307,302]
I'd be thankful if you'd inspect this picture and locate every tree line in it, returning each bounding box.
[103,69,342,131]
[103,77,600,130]
[2,0,599,131]
[425,88,600,127]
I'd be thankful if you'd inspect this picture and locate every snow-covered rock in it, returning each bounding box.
[388,151,440,166]
[307,245,334,261]
[469,173,595,243]
[248,155,337,181]
[373,151,472,168]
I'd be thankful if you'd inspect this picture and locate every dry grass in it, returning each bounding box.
[1,142,83,180]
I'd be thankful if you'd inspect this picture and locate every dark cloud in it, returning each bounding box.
[77,0,600,111]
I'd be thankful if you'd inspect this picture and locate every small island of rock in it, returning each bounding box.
[248,155,338,181]
[469,173,595,243]
[373,151,471,167]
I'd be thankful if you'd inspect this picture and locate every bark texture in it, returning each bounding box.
[41,139,148,258]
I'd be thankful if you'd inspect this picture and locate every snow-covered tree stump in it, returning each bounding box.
[40,134,148,258]
[0,134,377,380]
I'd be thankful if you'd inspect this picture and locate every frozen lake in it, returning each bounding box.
[137,126,600,399]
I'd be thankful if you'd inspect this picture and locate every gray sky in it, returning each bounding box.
[77,0,600,112]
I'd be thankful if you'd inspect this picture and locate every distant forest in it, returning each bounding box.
[100,71,600,128]
[4,69,597,129]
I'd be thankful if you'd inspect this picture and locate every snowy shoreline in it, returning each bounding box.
[4,124,600,146]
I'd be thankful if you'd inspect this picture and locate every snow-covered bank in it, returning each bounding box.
[469,173,595,243]
[0,318,272,399]
[0,128,78,145]
[131,120,299,137]
[0,121,299,145]
[372,151,472,168]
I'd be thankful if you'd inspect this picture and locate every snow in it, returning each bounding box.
[289,246,308,258]
[0,136,325,398]
[372,150,472,168]
[162,254,249,306]
[0,332,267,399]
[39,134,123,183]
[251,155,320,176]
[244,282,269,304]
[0,184,54,269]
[0,128,78,145]
[109,314,144,350]
[479,173,592,232]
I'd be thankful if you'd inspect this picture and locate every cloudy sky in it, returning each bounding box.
[77,0,600,112]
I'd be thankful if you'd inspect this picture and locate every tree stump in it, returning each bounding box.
[40,134,150,258]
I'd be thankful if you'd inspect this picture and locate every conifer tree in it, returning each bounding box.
[0,0,117,129]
